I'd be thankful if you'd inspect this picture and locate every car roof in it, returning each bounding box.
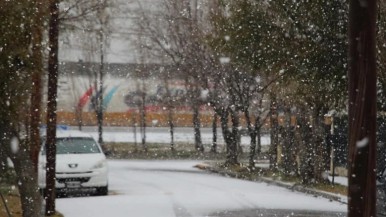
[56,130,94,138]
[40,129,94,139]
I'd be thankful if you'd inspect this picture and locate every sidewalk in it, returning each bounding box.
[195,162,348,205]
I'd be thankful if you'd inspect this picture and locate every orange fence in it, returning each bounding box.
[56,111,215,127]
[54,111,332,129]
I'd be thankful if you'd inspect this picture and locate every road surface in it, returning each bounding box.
[56,160,347,217]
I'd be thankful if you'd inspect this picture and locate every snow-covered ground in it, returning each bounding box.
[56,160,347,217]
[54,127,349,216]
[78,126,271,147]
[329,176,348,186]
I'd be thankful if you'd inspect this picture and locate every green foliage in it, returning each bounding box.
[209,0,275,73]
[268,0,348,109]
[0,0,36,123]
[209,0,349,110]
[0,1,34,55]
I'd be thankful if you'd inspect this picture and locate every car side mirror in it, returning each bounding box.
[104,150,112,157]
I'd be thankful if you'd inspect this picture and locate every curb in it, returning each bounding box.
[195,164,347,205]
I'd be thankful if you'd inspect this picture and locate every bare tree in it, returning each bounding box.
[59,0,112,140]
[140,72,147,152]
[96,4,109,146]
[132,0,213,152]
[160,68,176,152]
[44,0,112,214]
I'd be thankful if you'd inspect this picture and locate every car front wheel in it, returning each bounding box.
[95,186,108,196]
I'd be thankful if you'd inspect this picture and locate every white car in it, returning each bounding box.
[38,130,108,196]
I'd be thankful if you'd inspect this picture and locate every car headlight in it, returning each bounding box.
[92,159,107,169]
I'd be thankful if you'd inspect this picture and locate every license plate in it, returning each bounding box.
[66,181,81,188]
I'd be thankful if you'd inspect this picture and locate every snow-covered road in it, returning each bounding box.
[56,160,346,217]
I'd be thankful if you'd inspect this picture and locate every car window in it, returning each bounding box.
[42,137,101,155]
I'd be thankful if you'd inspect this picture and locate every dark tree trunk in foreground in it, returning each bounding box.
[45,0,59,215]
[3,128,42,217]
[12,142,42,217]
[347,0,377,216]
[30,5,43,171]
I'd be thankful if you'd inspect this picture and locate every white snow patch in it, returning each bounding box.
[10,137,19,154]
[328,176,348,186]
[356,137,369,148]
[219,57,230,64]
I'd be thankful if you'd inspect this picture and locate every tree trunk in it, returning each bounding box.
[210,112,218,153]
[312,107,330,184]
[281,108,297,175]
[97,31,104,147]
[140,80,147,152]
[45,0,59,214]
[193,102,204,152]
[220,108,236,165]
[12,144,42,217]
[0,148,7,175]
[269,96,278,169]
[245,109,257,169]
[226,108,239,165]
[257,129,262,156]
[132,116,138,152]
[348,0,377,215]
[298,112,314,185]
[30,0,44,171]
[168,107,175,152]
[1,127,42,217]
[163,77,175,152]
[76,107,83,131]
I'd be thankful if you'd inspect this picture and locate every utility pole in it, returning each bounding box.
[347,0,377,216]
[45,0,59,215]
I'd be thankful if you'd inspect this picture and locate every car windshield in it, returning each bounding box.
[42,137,101,155]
